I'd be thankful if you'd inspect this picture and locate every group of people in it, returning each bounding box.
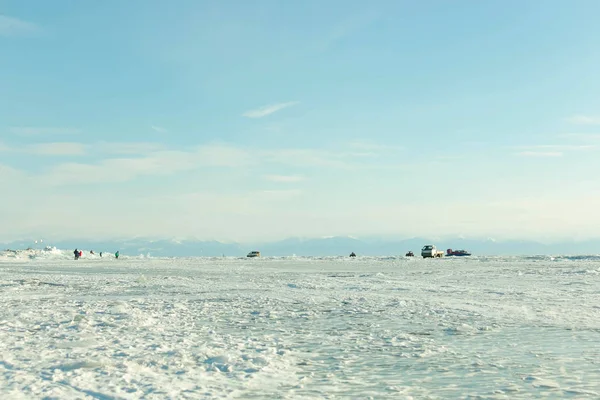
[74,249,119,260]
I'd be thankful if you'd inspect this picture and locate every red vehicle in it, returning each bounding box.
[446,248,472,256]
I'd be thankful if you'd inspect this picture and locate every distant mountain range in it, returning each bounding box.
[2,236,600,257]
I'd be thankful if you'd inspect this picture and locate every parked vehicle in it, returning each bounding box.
[247,251,261,257]
[421,244,444,258]
[446,248,472,256]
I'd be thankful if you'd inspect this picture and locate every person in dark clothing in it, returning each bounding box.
[74,249,80,260]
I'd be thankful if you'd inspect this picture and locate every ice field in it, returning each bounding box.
[1,249,600,398]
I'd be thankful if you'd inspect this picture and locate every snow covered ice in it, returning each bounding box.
[1,250,600,398]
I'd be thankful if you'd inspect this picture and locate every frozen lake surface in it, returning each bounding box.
[1,252,600,398]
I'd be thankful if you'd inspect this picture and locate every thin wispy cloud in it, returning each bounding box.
[42,154,199,186]
[242,101,299,118]
[5,139,413,187]
[566,115,600,125]
[0,142,86,156]
[27,142,87,156]
[317,12,379,52]
[559,133,600,141]
[38,143,256,185]
[0,164,26,182]
[264,148,350,169]
[258,189,303,199]
[3,140,166,156]
[435,155,464,161]
[264,175,306,183]
[150,125,168,133]
[0,15,40,36]
[515,144,596,151]
[95,141,166,155]
[347,140,403,152]
[29,143,386,185]
[515,151,563,157]
[9,127,80,136]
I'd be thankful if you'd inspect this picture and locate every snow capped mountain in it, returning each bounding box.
[3,235,600,257]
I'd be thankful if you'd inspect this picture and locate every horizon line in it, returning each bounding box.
[2,234,600,246]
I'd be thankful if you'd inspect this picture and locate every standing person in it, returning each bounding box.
[74,249,80,260]
[100,252,103,257]
[115,251,119,259]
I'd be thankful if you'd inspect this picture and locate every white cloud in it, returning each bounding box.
[317,12,379,52]
[0,141,167,157]
[0,15,39,36]
[512,142,600,157]
[566,115,600,125]
[242,101,299,118]
[195,144,255,167]
[0,142,86,156]
[0,164,26,183]
[5,137,391,178]
[264,175,306,183]
[354,194,600,242]
[263,148,351,169]
[39,143,256,185]
[514,151,563,157]
[435,155,463,161]
[514,144,596,151]
[559,133,600,142]
[95,142,166,155]
[150,125,168,133]
[0,187,310,242]
[6,140,406,187]
[26,142,87,156]
[257,189,303,199]
[347,140,403,152]
[3,147,600,242]
[42,152,199,186]
[8,127,80,136]
[3,189,599,243]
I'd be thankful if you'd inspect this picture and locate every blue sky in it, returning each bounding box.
[2,0,600,242]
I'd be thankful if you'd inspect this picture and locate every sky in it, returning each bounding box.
[2,0,600,243]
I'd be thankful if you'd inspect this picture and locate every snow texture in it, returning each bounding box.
[1,250,599,398]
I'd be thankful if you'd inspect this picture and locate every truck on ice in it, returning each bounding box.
[421,244,444,258]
